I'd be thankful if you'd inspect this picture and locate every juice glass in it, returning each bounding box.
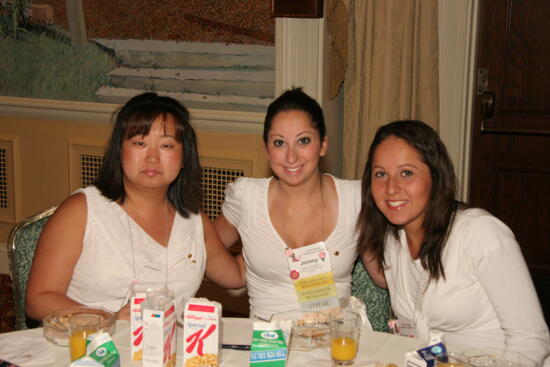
[68,313,101,361]
[329,311,361,366]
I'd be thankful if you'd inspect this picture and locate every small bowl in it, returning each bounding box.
[43,306,116,346]
[271,310,330,350]
[463,349,536,367]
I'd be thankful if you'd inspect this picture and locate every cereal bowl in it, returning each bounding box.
[43,306,116,346]
[271,310,330,350]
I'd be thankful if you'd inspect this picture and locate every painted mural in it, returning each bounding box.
[0,0,275,110]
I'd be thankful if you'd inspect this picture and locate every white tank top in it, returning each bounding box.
[66,186,206,317]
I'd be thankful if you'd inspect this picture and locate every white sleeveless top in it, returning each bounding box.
[66,186,206,317]
[222,175,361,320]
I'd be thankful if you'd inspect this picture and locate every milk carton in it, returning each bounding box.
[142,289,177,367]
[249,321,291,367]
[182,298,222,367]
[130,282,166,360]
[405,333,447,367]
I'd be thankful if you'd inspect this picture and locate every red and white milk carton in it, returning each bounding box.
[182,298,222,367]
[142,289,177,367]
[130,282,166,361]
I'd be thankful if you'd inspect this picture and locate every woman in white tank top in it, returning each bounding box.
[26,92,245,321]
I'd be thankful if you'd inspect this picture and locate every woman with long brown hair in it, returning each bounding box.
[358,120,549,364]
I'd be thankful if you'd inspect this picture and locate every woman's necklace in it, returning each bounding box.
[125,198,169,282]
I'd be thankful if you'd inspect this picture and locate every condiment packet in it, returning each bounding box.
[249,320,292,367]
[183,298,222,367]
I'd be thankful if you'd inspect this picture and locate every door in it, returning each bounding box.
[469,0,550,322]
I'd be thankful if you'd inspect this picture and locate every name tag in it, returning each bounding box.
[286,242,339,311]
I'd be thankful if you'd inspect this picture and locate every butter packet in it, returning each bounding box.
[249,320,291,367]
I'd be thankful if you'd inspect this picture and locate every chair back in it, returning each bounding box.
[7,205,58,330]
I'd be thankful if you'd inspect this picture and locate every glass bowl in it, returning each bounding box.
[43,306,116,346]
[271,310,330,350]
[463,349,536,367]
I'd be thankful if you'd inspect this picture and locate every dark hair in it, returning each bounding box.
[263,87,326,144]
[357,120,464,280]
[94,92,202,218]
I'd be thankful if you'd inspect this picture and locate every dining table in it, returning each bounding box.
[0,317,426,366]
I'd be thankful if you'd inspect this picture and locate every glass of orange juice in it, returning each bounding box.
[68,313,101,361]
[329,311,361,366]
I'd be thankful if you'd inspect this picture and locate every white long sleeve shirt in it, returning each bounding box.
[384,208,550,365]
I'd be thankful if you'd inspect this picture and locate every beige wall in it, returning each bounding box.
[0,115,111,237]
[0,105,269,276]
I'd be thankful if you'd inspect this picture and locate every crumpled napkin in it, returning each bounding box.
[340,295,373,330]
[0,333,55,366]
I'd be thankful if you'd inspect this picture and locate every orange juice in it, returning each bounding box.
[69,329,95,361]
[331,337,357,361]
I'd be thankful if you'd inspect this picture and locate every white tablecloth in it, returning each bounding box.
[0,318,424,366]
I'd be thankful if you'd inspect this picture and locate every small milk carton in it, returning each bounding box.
[142,289,177,367]
[130,282,166,360]
[405,333,447,367]
[249,321,291,367]
[183,298,222,367]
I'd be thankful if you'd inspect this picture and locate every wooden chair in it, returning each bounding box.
[7,205,58,330]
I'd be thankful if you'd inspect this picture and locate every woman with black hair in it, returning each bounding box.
[26,92,245,320]
[358,120,549,364]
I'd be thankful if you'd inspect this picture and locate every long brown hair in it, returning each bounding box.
[357,120,463,280]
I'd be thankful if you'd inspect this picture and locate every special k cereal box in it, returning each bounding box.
[142,291,177,367]
[183,298,222,367]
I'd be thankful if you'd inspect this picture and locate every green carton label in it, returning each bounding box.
[250,329,288,367]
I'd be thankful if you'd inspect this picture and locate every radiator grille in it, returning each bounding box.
[80,154,103,187]
[0,148,8,209]
[73,151,247,219]
[202,166,244,219]
[0,139,15,222]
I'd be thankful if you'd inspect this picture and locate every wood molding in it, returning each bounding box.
[0,96,264,134]
[438,0,479,201]
[275,17,324,103]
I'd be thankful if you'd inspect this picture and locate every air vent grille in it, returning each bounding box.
[0,139,15,222]
[202,166,244,219]
[80,154,103,187]
[70,143,250,220]
[0,148,8,209]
